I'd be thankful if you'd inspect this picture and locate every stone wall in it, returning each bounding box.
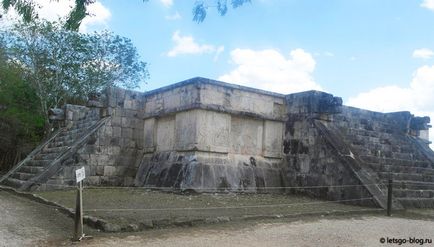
[282,90,433,207]
[45,87,146,187]
[32,77,432,209]
[282,92,377,206]
[135,78,286,192]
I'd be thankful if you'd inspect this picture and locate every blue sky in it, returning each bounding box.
[96,0,433,97]
[2,0,434,146]
[102,0,434,147]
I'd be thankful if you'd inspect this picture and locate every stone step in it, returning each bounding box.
[2,177,25,188]
[350,144,426,161]
[74,116,99,124]
[346,133,421,155]
[378,172,434,183]
[41,146,67,154]
[350,145,374,156]
[57,129,83,137]
[47,140,73,148]
[346,128,382,138]
[397,198,434,208]
[11,172,34,181]
[18,166,45,174]
[53,135,74,143]
[391,152,422,160]
[347,130,409,145]
[70,121,96,130]
[367,163,434,175]
[33,153,58,160]
[347,119,402,133]
[360,155,432,168]
[26,160,52,167]
[45,177,75,187]
[388,180,434,190]
[394,189,434,198]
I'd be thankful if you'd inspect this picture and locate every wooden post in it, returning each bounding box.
[387,179,393,216]
[73,180,84,241]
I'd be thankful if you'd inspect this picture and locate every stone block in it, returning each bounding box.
[111,117,121,127]
[121,128,133,139]
[195,110,230,153]
[121,117,131,128]
[110,167,125,177]
[263,120,284,158]
[175,111,197,150]
[112,126,121,137]
[124,99,133,109]
[104,126,113,136]
[230,116,263,155]
[124,176,135,186]
[96,166,104,176]
[156,116,175,151]
[87,176,101,185]
[104,166,116,176]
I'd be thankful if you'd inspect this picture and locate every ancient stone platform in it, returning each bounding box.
[1,77,433,209]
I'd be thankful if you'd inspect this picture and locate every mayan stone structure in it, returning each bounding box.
[1,77,433,208]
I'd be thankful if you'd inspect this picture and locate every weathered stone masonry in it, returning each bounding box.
[1,77,433,209]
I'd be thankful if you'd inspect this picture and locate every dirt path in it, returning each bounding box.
[0,190,86,247]
[76,216,434,247]
[1,190,433,247]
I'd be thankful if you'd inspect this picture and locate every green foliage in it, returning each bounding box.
[0,50,44,143]
[1,20,149,119]
[1,0,150,31]
[1,0,249,29]
[193,0,251,23]
[1,0,36,23]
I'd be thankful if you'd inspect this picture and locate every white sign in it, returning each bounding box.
[75,167,86,183]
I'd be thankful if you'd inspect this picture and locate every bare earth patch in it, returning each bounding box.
[66,216,434,247]
[2,188,433,246]
[0,190,95,247]
[36,188,382,230]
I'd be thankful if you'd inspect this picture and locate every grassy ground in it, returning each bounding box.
[36,188,384,230]
[404,209,434,220]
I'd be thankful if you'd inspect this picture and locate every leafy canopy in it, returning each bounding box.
[193,0,251,23]
[1,0,251,30]
[0,39,44,143]
[1,20,149,118]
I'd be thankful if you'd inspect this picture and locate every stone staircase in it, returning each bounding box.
[0,110,100,190]
[334,116,434,208]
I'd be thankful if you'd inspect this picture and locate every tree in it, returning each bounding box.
[1,20,149,121]
[1,0,251,30]
[1,0,97,31]
[193,0,251,23]
[0,38,45,171]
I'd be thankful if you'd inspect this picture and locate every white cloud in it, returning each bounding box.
[160,0,173,7]
[324,51,335,57]
[167,31,223,57]
[421,0,434,11]
[347,65,434,149]
[79,1,111,32]
[165,11,181,20]
[0,0,111,32]
[412,48,434,59]
[34,0,74,21]
[218,48,322,94]
[0,8,20,29]
[213,46,225,61]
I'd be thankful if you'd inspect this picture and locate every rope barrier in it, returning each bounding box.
[392,180,434,185]
[28,183,389,190]
[82,197,375,212]
[22,179,434,191]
